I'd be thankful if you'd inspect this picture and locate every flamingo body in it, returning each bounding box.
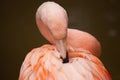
[19,44,111,80]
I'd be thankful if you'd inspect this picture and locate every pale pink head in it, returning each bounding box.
[36,1,68,59]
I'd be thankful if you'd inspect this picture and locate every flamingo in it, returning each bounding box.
[19,1,112,80]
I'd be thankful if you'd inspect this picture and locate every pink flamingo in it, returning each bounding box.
[19,1,112,80]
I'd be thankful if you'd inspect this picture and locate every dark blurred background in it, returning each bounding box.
[1,0,120,80]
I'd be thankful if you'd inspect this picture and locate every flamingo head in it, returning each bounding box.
[36,1,68,59]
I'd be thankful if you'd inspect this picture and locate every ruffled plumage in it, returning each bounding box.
[19,44,111,80]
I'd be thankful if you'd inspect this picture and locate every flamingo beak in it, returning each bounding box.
[55,38,69,63]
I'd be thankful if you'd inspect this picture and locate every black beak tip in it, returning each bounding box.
[61,51,69,63]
